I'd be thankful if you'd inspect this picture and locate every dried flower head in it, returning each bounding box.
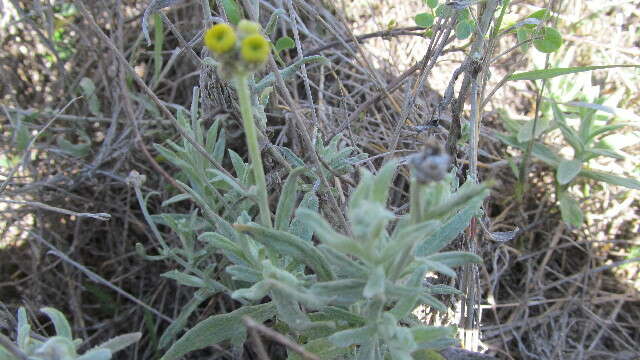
[205,23,237,54]
[409,139,451,183]
[241,34,270,64]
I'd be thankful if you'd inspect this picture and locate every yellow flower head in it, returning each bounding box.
[241,34,270,64]
[205,23,236,54]
[237,19,261,35]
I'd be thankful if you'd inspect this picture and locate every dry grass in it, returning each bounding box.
[1,0,639,359]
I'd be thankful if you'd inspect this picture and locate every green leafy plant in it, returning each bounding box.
[497,71,640,226]
[0,307,140,360]
[133,18,493,360]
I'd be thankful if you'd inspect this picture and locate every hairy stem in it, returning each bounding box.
[234,72,272,228]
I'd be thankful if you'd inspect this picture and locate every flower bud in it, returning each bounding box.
[409,139,450,183]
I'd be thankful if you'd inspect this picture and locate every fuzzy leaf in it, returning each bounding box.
[422,251,483,268]
[371,160,398,205]
[161,303,276,360]
[76,348,111,360]
[95,333,141,354]
[41,308,72,340]
[275,167,305,231]
[234,223,334,281]
[328,325,376,347]
[297,209,370,261]
[416,194,484,256]
[363,265,386,298]
[556,159,582,185]
[558,192,583,227]
[161,270,206,288]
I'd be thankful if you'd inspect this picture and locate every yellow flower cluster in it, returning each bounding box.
[204,20,270,69]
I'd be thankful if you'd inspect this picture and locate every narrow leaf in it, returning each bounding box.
[556,159,582,185]
[509,65,640,81]
[41,308,72,340]
[161,303,276,360]
[234,223,334,281]
[275,167,305,231]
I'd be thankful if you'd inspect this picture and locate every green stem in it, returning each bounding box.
[234,72,272,228]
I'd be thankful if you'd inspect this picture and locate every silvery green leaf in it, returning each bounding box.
[232,280,271,301]
[17,307,30,350]
[383,220,440,263]
[415,259,457,278]
[289,190,319,242]
[204,118,221,153]
[297,209,370,262]
[76,348,112,360]
[95,332,141,354]
[207,169,247,195]
[161,270,206,288]
[235,223,334,281]
[155,144,190,170]
[416,337,458,351]
[348,169,374,211]
[556,159,582,185]
[225,265,262,283]
[275,146,306,169]
[228,149,247,180]
[275,167,306,231]
[363,265,386,299]
[422,251,483,268]
[272,289,312,330]
[388,327,417,360]
[423,182,488,220]
[34,336,76,359]
[317,306,366,327]
[349,201,394,244]
[160,289,214,349]
[517,118,549,142]
[371,161,398,205]
[212,128,226,164]
[199,232,248,265]
[161,193,191,206]
[411,326,455,345]
[255,56,329,94]
[328,325,376,347]
[355,337,381,360]
[40,308,72,340]
[416,193,484,256]
[427,284,463,295]
[310,279,366,306]
[266,279,327,309]
[287,336,351,360]
[264,9,285,36]
[318,245,368,278]
[161,302,276,360]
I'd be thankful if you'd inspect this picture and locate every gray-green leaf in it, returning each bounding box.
[161,303,276,360]
[556,159,582,185]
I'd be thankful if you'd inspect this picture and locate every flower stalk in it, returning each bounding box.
[234,72,272,228]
